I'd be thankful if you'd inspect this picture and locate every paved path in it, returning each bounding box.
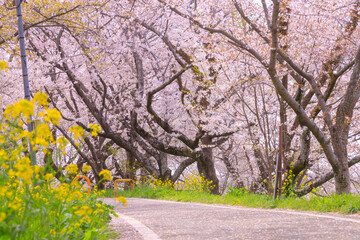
[100,198,360,240]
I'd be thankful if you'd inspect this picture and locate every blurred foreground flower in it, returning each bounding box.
[66,164,79,175]
[89,123,101,137]
[0,60,8,71]
[116,196,127,207]
[82,164,91,173]
[99,169,112,181]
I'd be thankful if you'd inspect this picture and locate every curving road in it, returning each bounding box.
[101,198,360,240]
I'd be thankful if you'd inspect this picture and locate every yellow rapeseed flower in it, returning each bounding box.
[32,92,49,107]
[116,196,127,207]
[35,123,53,147]
[69,125,84,139]
[0,60,8,71]
[50,229,56,236]
[0,212,6,222]
[89,123,101,137]
[33,165,42,174]
[13,157,33,183]
[65,164,78,175]
[44,109,61,125]
[99,169,112,181]
[0,149,7,161]
[19,130,33,140]
[56,136,68,150]
[82,164,91,173]
[8,201,21,211]
[75,205,93,217]
[1,163,9,169]
[17,99,34,121]
[44,173,54,181]
[4,103,20,120]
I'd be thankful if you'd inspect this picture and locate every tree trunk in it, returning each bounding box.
[283,128,311,196]
[125,151,137,179]
[124,151,137,190]
[333,140,351,194]
[158,152,172,181]
[333,166,351,194]
[198,135,220,194]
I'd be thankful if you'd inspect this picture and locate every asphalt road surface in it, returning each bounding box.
[100,197,360,240]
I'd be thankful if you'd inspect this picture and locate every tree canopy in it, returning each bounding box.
[1,0,360,195]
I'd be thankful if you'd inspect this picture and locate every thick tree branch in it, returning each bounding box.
[170,158,196,182]
[147,66,206,149]
[157,0,268,68]
[296,155,360,196]
[335,46,360,133]
[130,111,195,158]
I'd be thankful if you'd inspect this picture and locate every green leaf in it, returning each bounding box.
[84,228,97,240]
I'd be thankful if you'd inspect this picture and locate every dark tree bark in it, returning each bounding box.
[198,135,220,194]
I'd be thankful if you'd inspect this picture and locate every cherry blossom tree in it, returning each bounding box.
[16,0,239,194]
[3,0,360,196]
[157,0,360,194]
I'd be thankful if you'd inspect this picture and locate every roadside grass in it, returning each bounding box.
[105,185,360,215]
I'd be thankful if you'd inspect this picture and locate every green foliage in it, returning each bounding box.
[227,187,249,197]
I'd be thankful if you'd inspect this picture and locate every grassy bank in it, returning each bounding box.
[105,185,360,214]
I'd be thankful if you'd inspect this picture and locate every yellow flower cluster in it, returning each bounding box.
[99,169,112,181]
[74,205,93,224]
[34,123,53,147]
[3,93,59,126]
[145,171,214,194]
[32,92,49,107]
[9,157,34,183]
[89,123,101,137]
[41,108,61,125]
[44,173,54,181]
[68,123,101,141]
[0,93,117,239]
[116,196,127,207]
[65,164,79,175]
[175,171,214,193]
[56,136,68,150]
[281,169,313,197]
[4,99,34,122]
[0,60,8,71]
[0,212,6,222]
[149,178,174,189]
[82,164,91,173]
[69,125,84,140]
